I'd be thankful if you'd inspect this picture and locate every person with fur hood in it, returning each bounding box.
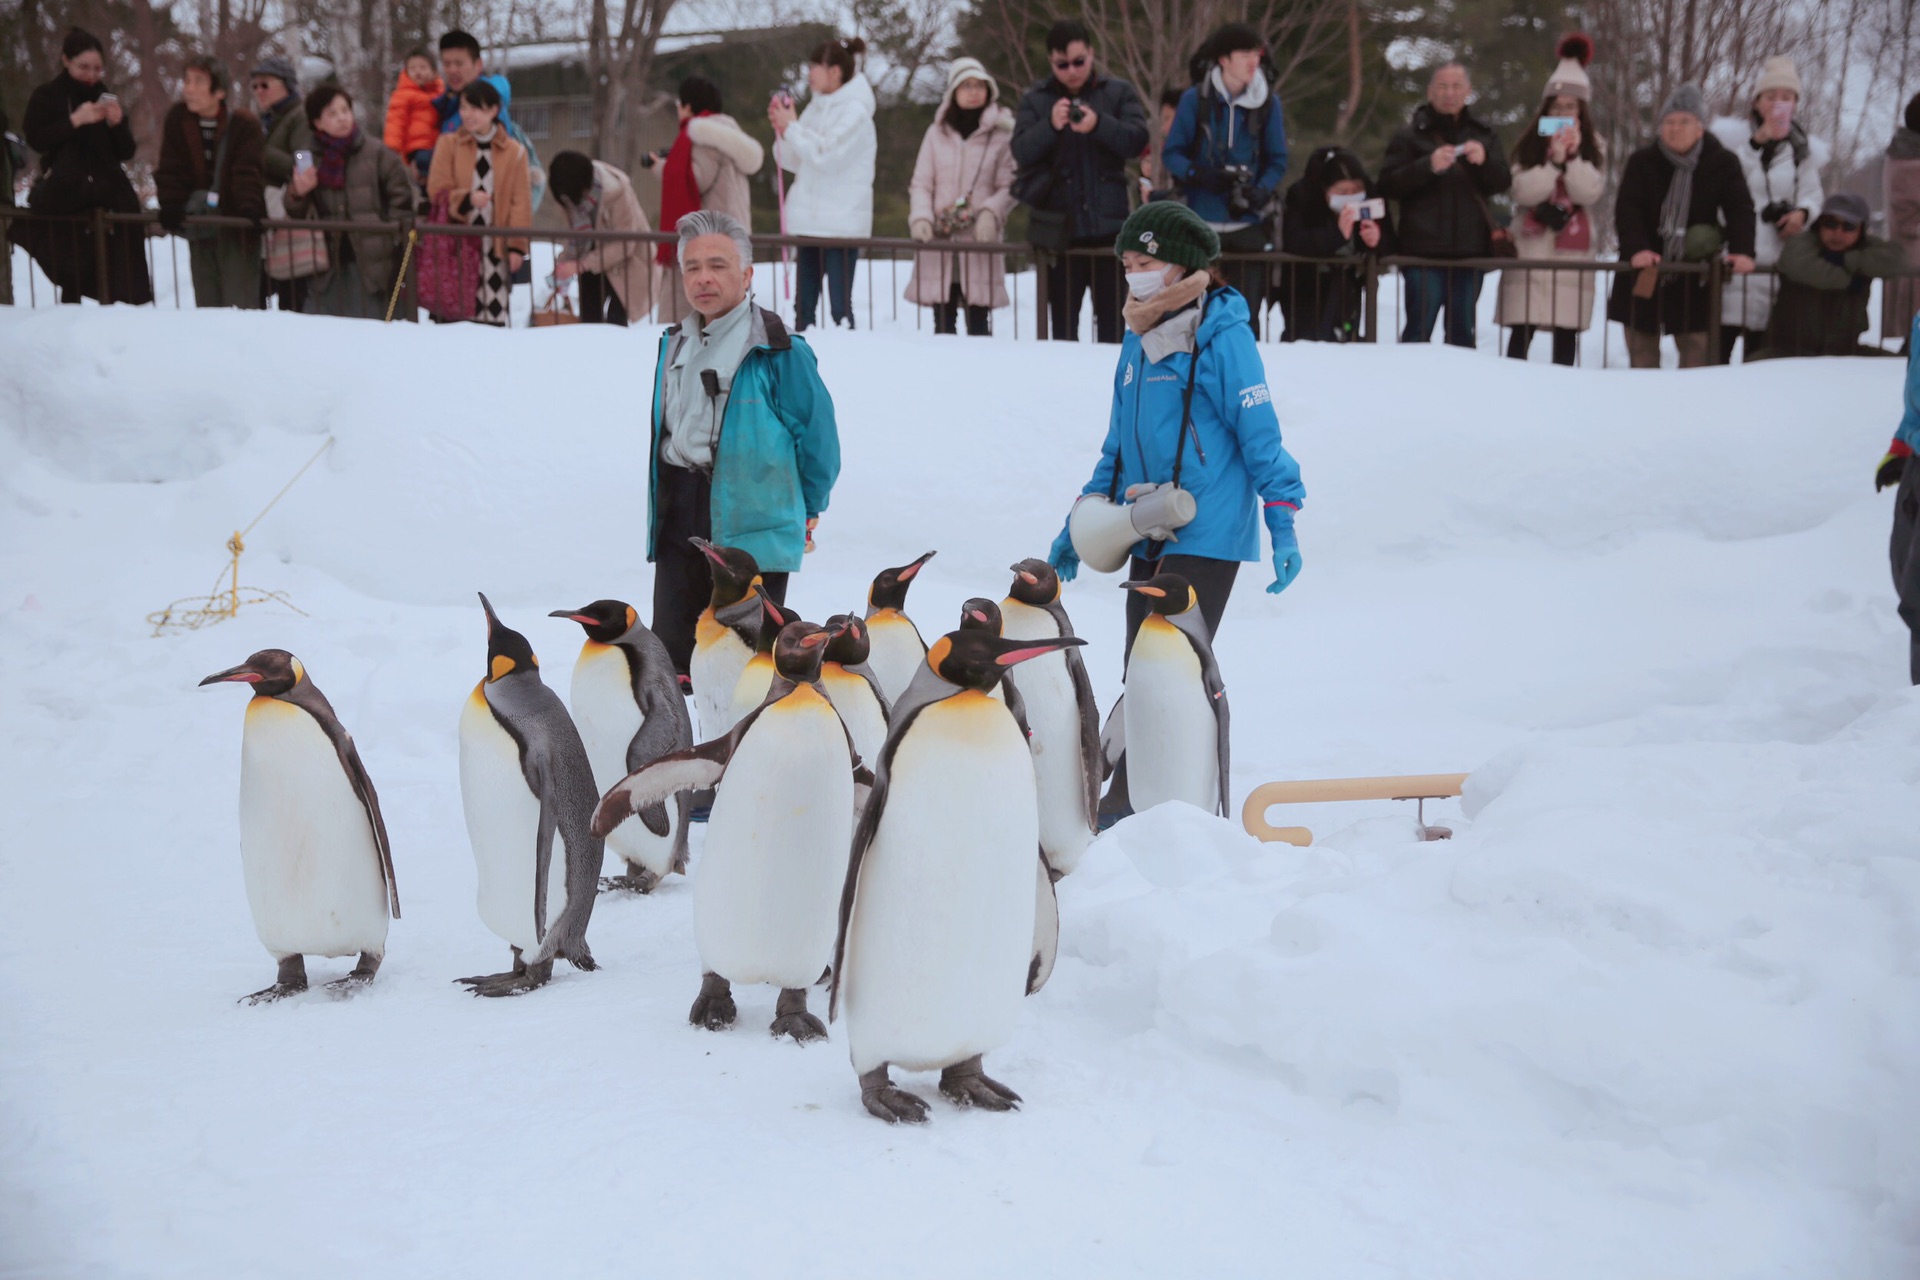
[650,75,765,323]
[1711,55,1828,362]
[904,58,1017,336]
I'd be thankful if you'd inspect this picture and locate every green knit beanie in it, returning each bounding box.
[1115,201,1221,271]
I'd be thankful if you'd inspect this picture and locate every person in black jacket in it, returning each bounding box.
[1376,63,1511,347]
[18,27,154,305]
[1277,145,1393,342]
[1606,83,1757,368]
[1,99,15,306]
[154,54,267,309]
[1010,19,1149,344]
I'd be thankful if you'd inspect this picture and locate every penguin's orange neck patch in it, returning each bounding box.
[926,635,953,674]
[490,655,516,681]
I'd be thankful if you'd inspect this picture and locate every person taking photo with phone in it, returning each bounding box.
[769,38,877,332]
[1711,55,1827,363]
[284,85,413,319]
[1494,34,1606,366]
[1277,145,1393,342]
[20,27,153,305]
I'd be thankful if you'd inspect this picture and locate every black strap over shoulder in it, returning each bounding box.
[1110,334,1208,506]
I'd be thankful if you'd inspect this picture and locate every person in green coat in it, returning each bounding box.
[646,209,842,677]
[285,84,413,318]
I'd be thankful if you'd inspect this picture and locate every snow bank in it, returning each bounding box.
[1,306,1915,1278]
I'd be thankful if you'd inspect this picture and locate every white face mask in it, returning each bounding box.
[1126,269,1169,300]
[1328,191,1364,212]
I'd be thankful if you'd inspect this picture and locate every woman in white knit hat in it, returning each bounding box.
[1495,33,1606,365]
[1710,54,1827,362]
[904,57,1017,335]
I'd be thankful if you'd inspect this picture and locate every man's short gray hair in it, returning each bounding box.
[677,210,754,268]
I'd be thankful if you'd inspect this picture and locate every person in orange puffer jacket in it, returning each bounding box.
[384,49,443,181]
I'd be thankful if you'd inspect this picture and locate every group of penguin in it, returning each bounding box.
[199,543,1231,1125]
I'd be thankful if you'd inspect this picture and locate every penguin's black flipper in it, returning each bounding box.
[1098,695,1126,781]
[1042,598,1104,830]
[592,738,732,838]
[1169,610,1231,819]
[286,679,401,920]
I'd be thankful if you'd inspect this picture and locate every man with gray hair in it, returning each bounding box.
[647,208,842,679]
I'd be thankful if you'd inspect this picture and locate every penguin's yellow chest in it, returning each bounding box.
[695,610,727,652]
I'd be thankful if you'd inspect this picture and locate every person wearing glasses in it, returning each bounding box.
[1011,19,1149,344]
[1762,192,1907,359]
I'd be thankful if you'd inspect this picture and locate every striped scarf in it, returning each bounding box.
[1655,136,1701,262]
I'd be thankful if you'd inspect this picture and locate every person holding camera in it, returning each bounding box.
[20,28,153,305]
[770,38,877,332]
[1712,56,1827,363]
[1277,145,1393,342]
[155,55,267,310]
[1010,20,1150,344]
[650,75,763,324]
[1377,62,1511,348]
[283,84,413,319]
[1606,84,1756,368]
[1163,23,1289,339]
[904,58,1016,336]
[1494,35,1605,366]
[1763,193,1908,358]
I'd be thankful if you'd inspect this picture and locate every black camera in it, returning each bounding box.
[1532,200,1572,232]
[1760,200,1795,225]
[1068,99,1086,125]
[1223,163,1260,221]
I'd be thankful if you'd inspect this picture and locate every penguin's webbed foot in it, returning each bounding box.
[598,868,662,895]
[457,958,554,997]
[242,956,307,1005]
[939,1056,1022,1112]
[689,973,736,1030]
[325,951,381,997]
[860,1066,930,1125]
[770,988,827,1043]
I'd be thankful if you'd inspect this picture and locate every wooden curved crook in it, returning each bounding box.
[1242,773,1469,847]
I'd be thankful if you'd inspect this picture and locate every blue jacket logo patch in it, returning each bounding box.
[1239,383,1271,408]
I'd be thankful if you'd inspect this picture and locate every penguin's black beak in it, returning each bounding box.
[993,636,1086,667]
[900,550,937,580]
[548,609,596,626]
[1013,565,1041,586]
[690,538,725,566]
[1119,581,1165,598]
[479,591,501,632]
[199,663,261,686]
[799,629,831,649]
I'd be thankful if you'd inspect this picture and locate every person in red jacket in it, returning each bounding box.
[383,49,443,182]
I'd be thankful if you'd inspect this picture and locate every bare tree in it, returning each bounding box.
[586,0,681,175]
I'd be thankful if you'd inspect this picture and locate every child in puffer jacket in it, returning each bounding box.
[384,50,443,182]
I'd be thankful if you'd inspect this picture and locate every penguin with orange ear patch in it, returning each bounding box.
[549,600,693,894]
[1000,558,1102,877]
[863,551,937,703]
[688,538,763,740]
[456,594,606,996]
[830,628,1087,1124]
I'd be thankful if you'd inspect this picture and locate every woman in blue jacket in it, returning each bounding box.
[1049,201,1304,823]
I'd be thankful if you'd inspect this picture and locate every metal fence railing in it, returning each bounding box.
[3,208,1913,367]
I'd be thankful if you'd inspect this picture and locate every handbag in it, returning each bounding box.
[182,122,233,243]
[1467,175,1517,260]
[263,186,328,281]
[416,192,483,322]
[530,293,579,327]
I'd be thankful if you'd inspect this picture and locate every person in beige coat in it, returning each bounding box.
[549,151,654,324]
[652,76,767,323]
[426,80,531,327]
[905,57,1016,336]
[1495,35,1604,365]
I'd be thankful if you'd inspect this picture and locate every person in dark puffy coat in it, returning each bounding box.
[1010,19,1149,344]
[1762,193,1907,358]
[1606,83,1756,368]
[284,85,414,319]
[18,27,153,305]
[1278,145,1393,343]
[1376,62,1510,347]
[154,54,267,309]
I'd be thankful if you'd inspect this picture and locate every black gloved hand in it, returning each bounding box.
[158,204,184,234]
[1877,449,1908,493]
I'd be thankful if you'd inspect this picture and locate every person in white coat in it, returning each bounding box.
[1711,55,1827,363]
[905,57,1016,336]
[769,36,877,331]
[1495,35,1606,366]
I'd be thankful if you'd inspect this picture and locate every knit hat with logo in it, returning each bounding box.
[1114,200,1221,270]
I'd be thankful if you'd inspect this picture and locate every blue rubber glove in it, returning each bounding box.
[1264,504,1302,595]
[1048,522,1080,583]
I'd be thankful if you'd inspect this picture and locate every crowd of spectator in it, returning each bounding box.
[4,20,1917,362]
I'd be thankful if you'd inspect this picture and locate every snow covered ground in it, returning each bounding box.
[1,305,1916,1278]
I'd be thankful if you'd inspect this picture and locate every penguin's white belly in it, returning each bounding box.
[692,615,751,739]
[460,689,570,953]
[821,666,888,770]
[865,612,927,704]
[237,699,389,959]
[570,644,678,878]
[729,655,776,725]
[1000,605,1095,875]
[1125,620,1219,813]
[844,692,1038,1076]
[695,686,853,988]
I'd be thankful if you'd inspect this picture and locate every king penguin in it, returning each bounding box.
[687,538,762,741]
[1114,575,1230,818]
[595,621,867,1041]
[1000,558,1103,878]
[457,593,606,996]
[726,589,801,729]
[830,627,1086,1123]
[550,599,693,894]
[863,551,937,704]
[201,650,400,1004]
[820,612,891,770]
